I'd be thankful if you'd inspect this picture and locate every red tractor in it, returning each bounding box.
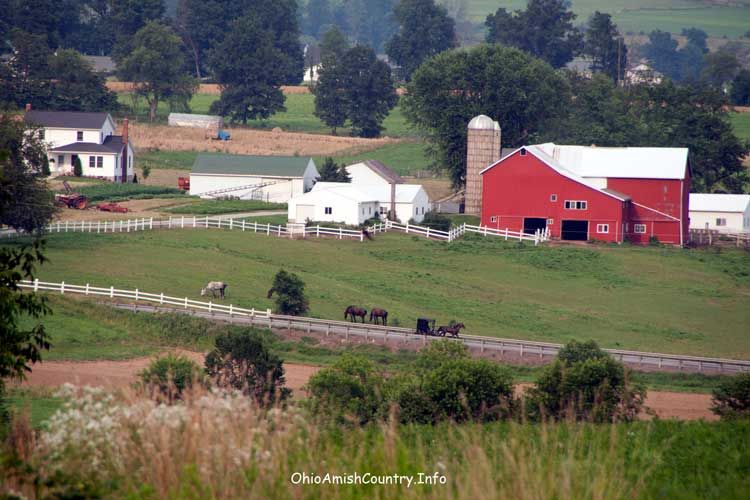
[55,181,89,209]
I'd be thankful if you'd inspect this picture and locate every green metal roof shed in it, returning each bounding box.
[191,153,314,178]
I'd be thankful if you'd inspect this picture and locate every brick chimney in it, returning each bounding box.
[120,118,129,183]
[122,117,129,145]
[25,103,31,112]
[390,182,396,220]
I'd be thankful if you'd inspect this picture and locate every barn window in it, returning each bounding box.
[716,218,726,227]
[547,218,554,225]
[325,207,332,215]
[490,216,497,223]
[520,148,527,156]
[634,224,646,234]
[89,156,96,168]
[77,131,83,141]
[550,194,557,202]
[576,201,587,210]
[596,224,609,234]
[565,200,587,210]
[97,156,103,168]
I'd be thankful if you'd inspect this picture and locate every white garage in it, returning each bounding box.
[288,183,379,226]
[189,153,319,202]
[690,193,750,233]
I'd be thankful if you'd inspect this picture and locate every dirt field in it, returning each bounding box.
[51,198,190,222]
[18,352,716,420]
[129,123,401,157]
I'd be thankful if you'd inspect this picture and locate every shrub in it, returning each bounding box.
[137,354,205,403]
[205,329,291,405]
[525,340,645,422]
[416,212,450,232]
[416,339,469,369]
[382,374,437,424]
[266,269,309,316]
[711,373,750,420]
[142,165,151,180]
[306,355,383,424]
[72,157,82,177]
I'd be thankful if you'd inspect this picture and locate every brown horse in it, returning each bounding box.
[345,306,367,323]
[370,308,388,325]
[437,323,465,338]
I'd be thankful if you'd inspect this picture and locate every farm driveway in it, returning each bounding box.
[19,356,714,420]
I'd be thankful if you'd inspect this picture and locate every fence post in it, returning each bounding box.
[229,304,233,317]
[229,218,233,230]
[193,216,196,228]
[57,221,61,233]
[254,221,258,233]
[85,283,90,295]
[208,301,212,314]
[110,286,114,298]
[427,227,431,239]
[317,225,320,238]
[65,221,69,232]
[278,225,281,237]
[504,228,508,240]
[34,278,39,292]
[184,297,188,309]
[127,219,131,232]
[205,217,209,229]
[135,289,139,301]
[181,216,185,229]
[339,227,343,239]
[60,281,65,294]
[160,293,164,304]
[97,221,101,233]
[242,220,246,232]
[150,217,153,230]
[405,222,409,234]
[266,223,270,235]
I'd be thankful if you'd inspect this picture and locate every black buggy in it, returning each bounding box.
[416,318,438,336]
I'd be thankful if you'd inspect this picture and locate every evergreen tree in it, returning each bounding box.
[47,50,119,111]
[317,157,351,182]
[681,27,708,54]
[730,69,750,105]
[386,0,457,81]
[702,50,741,88]
[583,12,626,83]
[267,269,309,316]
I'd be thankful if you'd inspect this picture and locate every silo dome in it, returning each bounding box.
[468,114,500,130]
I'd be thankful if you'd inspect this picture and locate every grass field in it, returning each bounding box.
[730,112,750,142]
[11,229,750,359]
[74,183,185,203]
[119,93,416,138]
[466,0,750,37]
[162,199,286,215]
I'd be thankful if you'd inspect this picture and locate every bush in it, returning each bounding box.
[72,157,82,177]
[525,340,645,422]
[142,165,151,180]
[205,329,291,405]
[711,373,750,420]
[415,212,450,232]
[416,339,469,369]
[137,354,205,403]
[266,269,309,316]
[306,355,383,424]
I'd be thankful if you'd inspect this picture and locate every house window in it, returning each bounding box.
[547,218,554,225]
[89,156,96,168]
[564,200,587,210]
[634,224,647,234]
[550,194,557,202]
[596,224,609,234]
[324,207,332,215]
[39,130,45,140]
[97,156,103,168]
[379,206,388,215]
[76,131,83,141]
[57,155,64,166]
[369,207,372,214]
[716,218,727,227]
[490,216,497,223]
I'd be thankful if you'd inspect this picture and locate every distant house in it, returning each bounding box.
[24,109,134,183]
[81,55,116,75]
[690,194,750,233]
[625,63,663,86]
[189,153,319,202]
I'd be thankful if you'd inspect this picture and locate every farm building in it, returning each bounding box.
[167,113,223,130]
[480,143,690,245]
[25,109,135,183]
[189,153,319,202]
[689,194,750,233]
[288,181,430,225]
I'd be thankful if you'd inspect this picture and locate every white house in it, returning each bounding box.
[288,183,379,226]
[189,153,319,202]
[690,193,750,233]
[24,110,135,182]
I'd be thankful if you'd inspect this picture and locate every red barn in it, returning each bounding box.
[480,144,690,245]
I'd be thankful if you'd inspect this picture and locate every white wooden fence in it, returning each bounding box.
[18,279,750,374]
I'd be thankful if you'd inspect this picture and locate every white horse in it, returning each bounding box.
[201,281,228,299]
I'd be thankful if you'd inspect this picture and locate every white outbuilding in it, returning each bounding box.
[288,183,379,225]
[689,193,750,233]
[189,153,319,202]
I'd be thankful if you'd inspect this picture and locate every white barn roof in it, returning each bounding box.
[534,143,689,180]
[312,182,425,203]
[690,194,750,213]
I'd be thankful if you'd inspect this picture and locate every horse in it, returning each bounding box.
[201,281,228,299]
[345,306,367,323]
[437,322,465,338]
[370,308,388,325]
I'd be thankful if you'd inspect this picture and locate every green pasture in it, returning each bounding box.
[730,112,750,142]
[163,199,286,215]
[119,92,416,138]
[11,229,750,359]
[466,0,750,37]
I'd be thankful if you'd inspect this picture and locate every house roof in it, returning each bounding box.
[690,193,750,213]
[24,110,110,130]
[81,55,116,73]
[346,160,405,184]
[300,183,378,203]
[534,143,689,180]
[480,146,630,203]
[50,135,127,154]
[313,182,426,204]
[191,153,313,178]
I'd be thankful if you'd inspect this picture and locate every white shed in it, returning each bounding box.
[189,153,319,202]
[288,183,379,225]
[689,193,750,233]
[345,160,404,186]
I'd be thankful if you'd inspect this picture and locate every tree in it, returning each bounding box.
[386,0,457,81]
[313,28,350,135]
[317,157,351,182]
[341,46,398,138]
[116,22,197,122]
[702,50,740,88]
[138,354,205,403]
[47,49,119,112]
[485,0,583,69]
[303,0,334,38]
[209,15,287,124]
[525,340,645,422]
[643,30,681,81]
[205,329,290,405]
[72,157,83,177]
[1,29,51,108]
[711,373,750,420]
[681,27,708,54]
[583,12,626,82]
[0,115,56,233]
[341,0,397,54]
[403,44,570,187]
[109,0,165,60]
[319,26,350,63]
[731,69,750,105]
[266,269,309,316]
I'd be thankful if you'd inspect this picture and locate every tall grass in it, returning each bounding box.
[4,386,749,499]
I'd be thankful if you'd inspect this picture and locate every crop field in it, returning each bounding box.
[466,0,750,37]
[10,229,750,359]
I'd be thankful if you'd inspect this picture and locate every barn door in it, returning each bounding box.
[561,220,588,241]
[523,217,547,235]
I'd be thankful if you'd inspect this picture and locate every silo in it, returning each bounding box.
[465,115,501,215]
